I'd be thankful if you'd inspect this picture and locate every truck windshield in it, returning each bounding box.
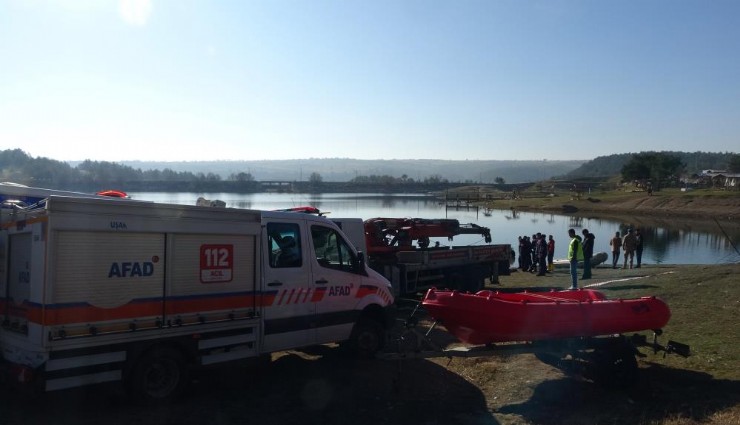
[311,225,357,273]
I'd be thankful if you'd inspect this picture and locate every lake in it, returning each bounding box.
[128,192,740,266]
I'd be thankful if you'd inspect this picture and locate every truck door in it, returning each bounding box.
[261,220,314,352]
[309,222,366,344]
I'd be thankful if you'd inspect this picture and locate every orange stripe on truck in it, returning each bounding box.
[355,285,378,298]
[20,292,265,326]
[355,285,393,304]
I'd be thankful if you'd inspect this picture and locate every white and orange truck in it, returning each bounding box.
[0,195,394,401]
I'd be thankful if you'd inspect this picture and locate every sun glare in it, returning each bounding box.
[118,0,152,26]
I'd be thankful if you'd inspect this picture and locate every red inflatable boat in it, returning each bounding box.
[421,288,671,345]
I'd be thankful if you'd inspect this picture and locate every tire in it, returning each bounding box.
[588,348,639,389]
[350,318,385,358]
[129,347,189,404]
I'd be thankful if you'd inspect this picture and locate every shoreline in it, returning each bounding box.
[479,190,740,222]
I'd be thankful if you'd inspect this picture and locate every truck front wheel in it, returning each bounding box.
[129,346,189,404]
[349,318,385,358]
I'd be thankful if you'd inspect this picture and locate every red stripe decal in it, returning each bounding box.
[290,288,301,304]
[286,289,296,304]
[311,287,327,302]
[355,285,378,298]
[26,301,162,326]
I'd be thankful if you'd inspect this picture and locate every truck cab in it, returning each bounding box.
[260,211,393,354]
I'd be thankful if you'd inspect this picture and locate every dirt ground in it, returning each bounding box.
[1,266,738,425]
[504,190,740,221]
[1,329,734,425]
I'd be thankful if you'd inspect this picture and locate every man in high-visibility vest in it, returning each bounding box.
[567,228,584,290]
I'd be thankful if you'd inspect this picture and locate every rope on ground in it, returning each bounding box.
[583,271,676,288]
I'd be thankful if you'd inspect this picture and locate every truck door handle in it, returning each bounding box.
[267,281,283,287]
[315,279,328,285]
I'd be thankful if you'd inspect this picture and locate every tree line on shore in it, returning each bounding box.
[0,149,475,193]
[1,148,738,193]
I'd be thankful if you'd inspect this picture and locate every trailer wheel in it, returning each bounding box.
[587,347,639,389]
[129,347,189,404]
[349,318,385,358]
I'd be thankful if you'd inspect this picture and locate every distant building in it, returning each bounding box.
[699,170,740,190]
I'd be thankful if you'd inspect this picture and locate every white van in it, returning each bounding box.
[0,196,394,401]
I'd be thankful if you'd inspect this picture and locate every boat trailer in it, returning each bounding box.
[379,303,690,388]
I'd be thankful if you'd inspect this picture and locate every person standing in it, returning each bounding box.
[547,235,555,272]
[581,229,594,279]
[610,231,622,269]
[567,229,584,290]
[520,236,530,272]
[622,228,637,269]
[530,234,537,273]
[517,236,524,270]
[535,233,548,276]
[635,229,644,268]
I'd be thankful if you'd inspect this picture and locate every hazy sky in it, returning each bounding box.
[1,1,738,162]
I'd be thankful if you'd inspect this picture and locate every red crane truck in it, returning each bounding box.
[334,217,513,297]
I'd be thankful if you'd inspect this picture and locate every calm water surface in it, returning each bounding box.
[129,192,740,266]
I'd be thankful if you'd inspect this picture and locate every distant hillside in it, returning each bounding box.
[6,148,736,189]
[566,151,738,178]
[110,159,585,184]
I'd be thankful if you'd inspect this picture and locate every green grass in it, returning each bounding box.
[495,264,740,424]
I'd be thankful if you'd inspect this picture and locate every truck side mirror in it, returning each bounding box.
[355,251,366,272]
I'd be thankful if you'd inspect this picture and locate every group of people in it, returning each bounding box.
[566,227,644,290]
[516,233,555,276]
[519,227,645,291]
[608,228,644,270]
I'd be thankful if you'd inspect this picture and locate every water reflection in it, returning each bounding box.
[232,201,253,210]
[504,210,519,220]
[129,192,740,265]
[568,217,584,228]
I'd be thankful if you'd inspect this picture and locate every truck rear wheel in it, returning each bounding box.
[349,318,385,358]
[129,346,189,404]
